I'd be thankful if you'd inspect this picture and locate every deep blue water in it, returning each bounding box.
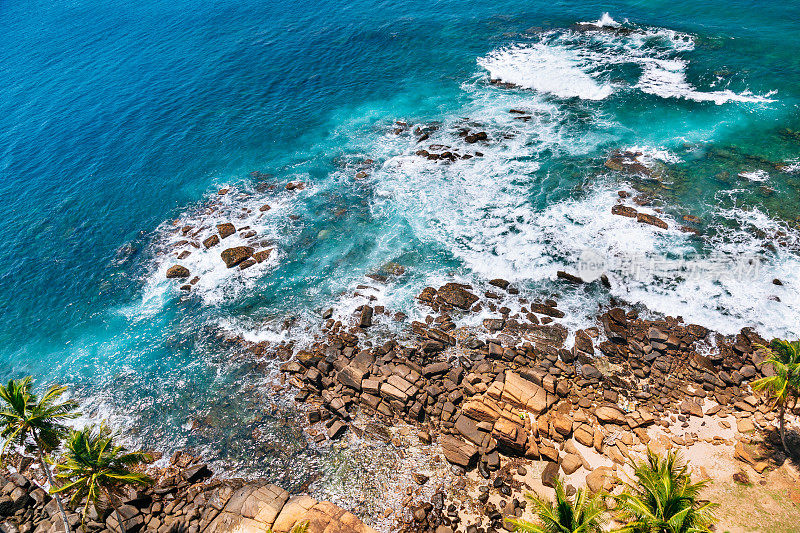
[2,0,800,520]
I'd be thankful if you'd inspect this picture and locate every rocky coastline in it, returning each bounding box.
[258,278,797,532]
[147,169,800,532]
[0,451,376,533]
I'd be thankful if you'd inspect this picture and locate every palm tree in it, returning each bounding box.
[0,377,79,533]
[508,478,605,533]
[51,424,153,533]
[614,449,716,533]
[751,339,800,455]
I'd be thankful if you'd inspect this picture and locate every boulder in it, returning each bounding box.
[680,400,703,418]
[221,246,254,268]
[359,306,373,328]
[637,213,668,229]
[217,223,236,239]
[561,454,583,475]
[204,234,221,248]
[611,205,637,218]
[182,463,212,483]
[253,249,273,263]
[166,265,190,279]
[441,435,478,468]
[541,462,559,488]
[436,283,479,310]
[337,366,365,391]
[595,406,627,425]
[272,495,317,532]
[581,364,602,380]
[585,466,614,493]
[501,372,551,414]
[461,399,501,423]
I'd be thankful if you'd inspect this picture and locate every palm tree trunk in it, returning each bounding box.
[113,506,127,533]
[779,403,789,455]
[36,448,71,533]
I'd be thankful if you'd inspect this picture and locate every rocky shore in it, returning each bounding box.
[0,451,376,533]
[257,278,798,532]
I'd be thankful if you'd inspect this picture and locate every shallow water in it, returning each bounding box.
[2,0,800,524]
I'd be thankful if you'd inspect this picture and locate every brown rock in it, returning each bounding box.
[595,406,626,425]
[221,246,254,268]
[436,283,479,309]
[561,454,583,475]
[637,213,668,230]
[585,466,614,493]
[440,435,477,467]
[611,205,637,218]
[204,234,221,248]
[166,265,190,279]
[253,249,273,263]
[541,462,559,488]
[217,223,236,239]
[501,372,551,414]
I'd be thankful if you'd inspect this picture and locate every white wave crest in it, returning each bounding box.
[478,44,614,100]
[581,12,621,28]
[738,169,770,182]
[637,58,776,105]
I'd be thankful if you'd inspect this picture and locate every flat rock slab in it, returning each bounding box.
[207,483,288,532]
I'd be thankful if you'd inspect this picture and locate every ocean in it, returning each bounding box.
[1,0,799,524]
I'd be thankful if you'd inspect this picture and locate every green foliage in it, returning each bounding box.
[0,376,79,461]
[751,339,800,454]
[509,478,605,533]
[614,449,716,533]
[752,339,800,406]
[268,522,308,533]
[51,423,153,519]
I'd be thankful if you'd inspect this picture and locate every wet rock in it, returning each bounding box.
[637,213,668,230]
[239,258,257,270]
[253,249,273,263]
[166,265,190,279]
[611,205,637,218]
[221,246,254,268]
[556,271,584,284]
[489,279,510,289]
[217,223,236,239]
[203,234,221,248]
[530,303,565,318]
[436,283,479,310]
[359,305,373,328]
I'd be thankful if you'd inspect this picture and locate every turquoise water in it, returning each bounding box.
[2,0,800,508]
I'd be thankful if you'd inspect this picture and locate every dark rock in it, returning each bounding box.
[182,464,212,483]
[556,271,584,284]
[238,258,257,270]
[253,249,273,263]
[359,305,373,328]
[541,462,559,488]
